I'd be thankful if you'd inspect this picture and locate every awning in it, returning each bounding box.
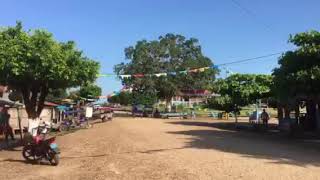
[64,109,85,115]
[56,105,70,111]
[61,99,74,103]
[44,101,59,107]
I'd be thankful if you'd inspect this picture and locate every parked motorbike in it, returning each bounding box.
[22,122,60,166]
[59,119,73,131]
[75,116,91,128]
[59,115,91,131]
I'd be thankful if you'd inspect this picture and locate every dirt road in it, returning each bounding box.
[1,117,320,180]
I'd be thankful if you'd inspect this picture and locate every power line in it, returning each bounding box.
[99,50,292,76]
[229,0,273,32]
[216,51,284,67]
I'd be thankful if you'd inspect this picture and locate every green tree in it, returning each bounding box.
[46,88,68,102]
[79,84,102,99]
[114,34,217,105]
[118,92,133,105]
[208,74,272,122]
[273,30,320,130]
[0,22,99,119]
[207,95,234,113]
[108,95,120,104]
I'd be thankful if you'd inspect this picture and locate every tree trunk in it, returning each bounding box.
[277,105,283,122]
[277,104,284,129]
[21,85,48,119]
[306,99,317,131]
[20,84,49,136]
[165,98,172,112]
[316,103,320,131]
[295,102,300,125]
[21,86,38,119]
[284,106,290,119]
[234,111,238,127]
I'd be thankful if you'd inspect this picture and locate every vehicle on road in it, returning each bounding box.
[22,122,60,166]
[97,107,114,122]
[59,110,92,131]
[132,104,153,117]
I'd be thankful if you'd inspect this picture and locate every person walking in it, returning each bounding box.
[261,109,270,129]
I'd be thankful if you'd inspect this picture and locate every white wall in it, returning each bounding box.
[8,107,55,130]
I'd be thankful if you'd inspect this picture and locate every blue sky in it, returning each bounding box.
[1,0,319,95]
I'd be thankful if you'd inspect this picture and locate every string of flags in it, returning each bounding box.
[106,85,131,98]
[103,66,235,98]
[97,66,218,79]
[97,50,285,79]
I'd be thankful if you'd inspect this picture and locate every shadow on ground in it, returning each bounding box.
[61,147,184,159]
[0,147,184,166]
[0,140,23,151]
[1,158,52,165]
[167,121,320,167]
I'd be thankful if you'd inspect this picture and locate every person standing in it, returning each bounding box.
[191,108,196,120]
[261,109,270,129]
[0,107,4,136]
[3,107,14,141]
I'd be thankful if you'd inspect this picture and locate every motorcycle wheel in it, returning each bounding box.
[49,153,60,166]
[22,145,34,161]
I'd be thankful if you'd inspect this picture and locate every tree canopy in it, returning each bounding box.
[0,22,100,118]
[272,30,320,130]
[46,89,68,102]
[208,74,273,113]
[114,34,217,105]
[273,30,320,101]
[79,84,102,99]
[108,91,133,106]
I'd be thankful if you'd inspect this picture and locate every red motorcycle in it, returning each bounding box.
[22,123,60,166]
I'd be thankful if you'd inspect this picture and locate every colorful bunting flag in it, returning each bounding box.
[155,73,167,77]
[179,70,188,74]
[120,75,131,79]
[133,74,144,78]
[98,74,114,77]
[98,66,215,79]
[168,72,177,75]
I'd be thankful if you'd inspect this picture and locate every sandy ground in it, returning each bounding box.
[1,117,320,180]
